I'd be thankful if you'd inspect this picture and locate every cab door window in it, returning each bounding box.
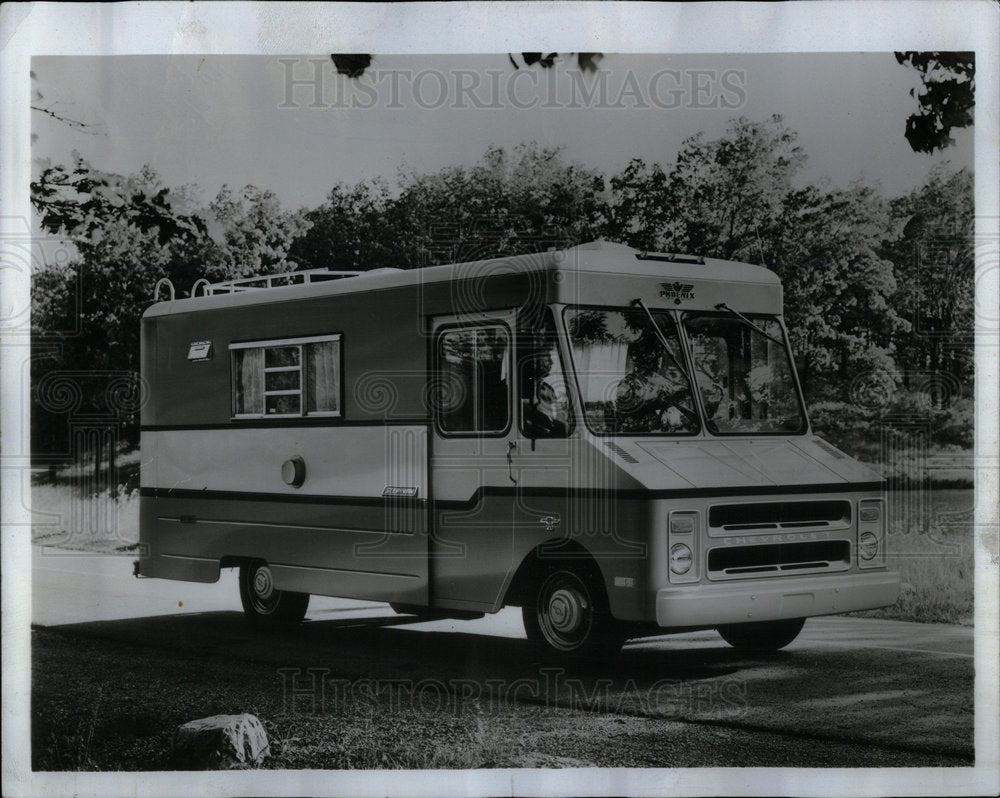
[519,310,573,438]
[436,324,511,435]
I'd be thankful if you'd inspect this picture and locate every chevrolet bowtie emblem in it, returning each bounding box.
[539,515,561,532]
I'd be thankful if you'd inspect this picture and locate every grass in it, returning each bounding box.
[852,488,975,626]
[32,629,532,771]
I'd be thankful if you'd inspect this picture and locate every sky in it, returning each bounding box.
[31,52,974,212]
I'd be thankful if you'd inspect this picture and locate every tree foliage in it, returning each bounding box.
[604,116,805,262]
[31,159,311,452]
[32,154,206,245]
[602,115,944,406]
[31,121,974,464]
[289,179,393,270]
[895,51,975,154]
[388,143,606,263]
[882,167,974,390]
[291,143,606,268]
[769,182,905,397]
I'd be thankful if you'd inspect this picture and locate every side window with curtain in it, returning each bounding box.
[436,324,510,435]
[231,335,341,418]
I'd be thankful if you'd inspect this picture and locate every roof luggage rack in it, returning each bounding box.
[635,251,705,265]
[192,268,363,296]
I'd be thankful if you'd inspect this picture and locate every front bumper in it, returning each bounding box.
[655,570,900,628]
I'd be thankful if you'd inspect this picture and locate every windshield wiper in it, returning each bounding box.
[714,303,786,347]
[629,298,694,386]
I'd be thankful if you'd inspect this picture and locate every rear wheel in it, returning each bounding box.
[522,564,623,664]
[239,561,309,630]
[717,617,805,651]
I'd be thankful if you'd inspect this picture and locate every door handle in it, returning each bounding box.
[507,440,517,485]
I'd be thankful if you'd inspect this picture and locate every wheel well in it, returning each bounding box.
[503,539,605,608]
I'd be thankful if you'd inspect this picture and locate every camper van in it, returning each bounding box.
[138,240,899,661]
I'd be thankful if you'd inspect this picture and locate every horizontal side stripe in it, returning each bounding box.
[143,481,885,510]
[158,516,414,536]
[141,419,430,431]
[434,482,886,509]
[141,487,424,507]
[269,561,422,580]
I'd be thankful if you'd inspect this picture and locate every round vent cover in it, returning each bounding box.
[281,455,306,488]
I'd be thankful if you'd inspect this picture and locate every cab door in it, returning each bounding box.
[429,310,518,607]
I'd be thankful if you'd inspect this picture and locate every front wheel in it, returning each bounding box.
[522,565,623,664]
[239,561,309,630]
[717,617,805,651]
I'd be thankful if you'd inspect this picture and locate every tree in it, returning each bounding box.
[296,143,607,269]
[769,182,906,399]
[31,161,311,463]
[30,69,105,142]
[603,158,673,252]
[607,116,806,261]
[32,215,176,475]
[883,167,974,394]
[32,154,206,245]
[665,115,806,261]
[606,117,906,402]
[206,185,312,279]
[288,179,394,270]
[895,52,975,154]
[386,143,607,264]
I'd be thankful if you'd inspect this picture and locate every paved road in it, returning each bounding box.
[32,548,975,766]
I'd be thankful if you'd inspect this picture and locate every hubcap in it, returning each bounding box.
[536,571,595,651]
[253,566,274,599]
[547,587,587,634]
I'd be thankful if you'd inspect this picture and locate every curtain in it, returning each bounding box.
[306,340,340,414]
[576,340,629,404]
[236,348,264,414]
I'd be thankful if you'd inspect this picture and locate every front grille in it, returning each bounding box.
[709,500,851,532]
[708,539,850,577]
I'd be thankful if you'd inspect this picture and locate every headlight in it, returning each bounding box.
[858,531,878,561]
[670,543,693,574]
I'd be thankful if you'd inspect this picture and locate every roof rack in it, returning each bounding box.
[635,251,705,265]
[192,268,363,296]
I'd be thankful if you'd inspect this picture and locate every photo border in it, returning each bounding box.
[2,2,997,796]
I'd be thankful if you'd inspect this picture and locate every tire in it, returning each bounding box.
[522,563,623,664]
[717,617,805,651]
[239,561,309,630]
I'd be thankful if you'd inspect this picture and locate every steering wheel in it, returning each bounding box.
[660,388,700,424]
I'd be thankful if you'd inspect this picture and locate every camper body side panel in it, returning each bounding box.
[140,282,435,601]
[138,272,548,605]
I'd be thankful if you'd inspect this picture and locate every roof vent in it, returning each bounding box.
[636,252,705,265]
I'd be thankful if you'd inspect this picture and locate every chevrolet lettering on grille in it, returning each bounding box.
[721,530,832,546]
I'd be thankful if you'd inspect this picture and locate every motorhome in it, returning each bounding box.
[138,240,899,660]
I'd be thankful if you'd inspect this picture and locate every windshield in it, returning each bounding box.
[563,306,699,435]
[683,314,806,434]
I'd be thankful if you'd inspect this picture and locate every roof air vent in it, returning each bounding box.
[636,252,705,265]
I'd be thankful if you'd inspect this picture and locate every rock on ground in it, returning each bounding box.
[172,713,270,769]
